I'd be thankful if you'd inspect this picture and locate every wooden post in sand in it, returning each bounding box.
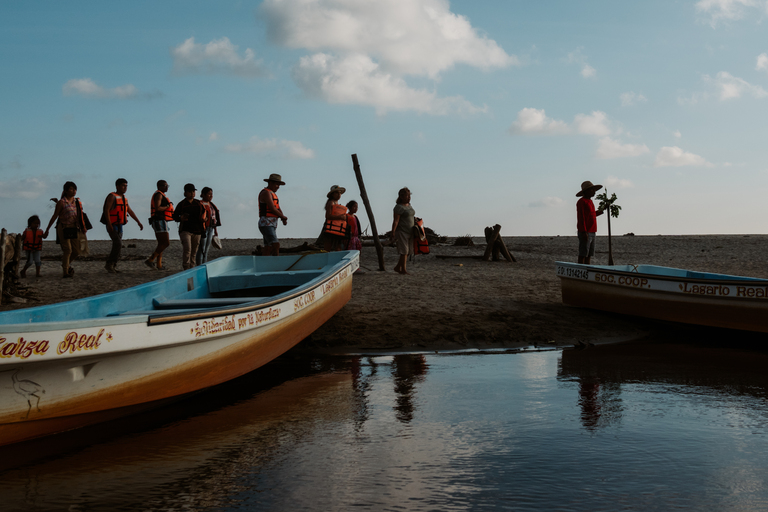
[351,154,385,271]
[483,224,516,262]
[0,229,6,305]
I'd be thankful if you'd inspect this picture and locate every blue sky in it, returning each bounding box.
[2,0,768,240]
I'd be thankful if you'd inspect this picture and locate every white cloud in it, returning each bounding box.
[62,78,160,99]
[696,0,761,26]
[509,108,569,135]
[756,52,768,71]
[673,130,682,138]
[654,146,712,167]
[528,196,563,208]
[620,91,648,106]
[171,37,269,77]
[0,177,46,199]
[261,0,517,78]
[224,136,315,159]
[604,176,635,189]
[595,137,650,159]
[260,0,514,114]
[704,71,768,100]
[580,64,596,78]
[574,111,611,136]
[209,132,219,141]
[566,47,596,79]
[293,53,486,115]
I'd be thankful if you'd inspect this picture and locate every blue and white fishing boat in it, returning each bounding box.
[556,261,768,332]
[0,251,359,446]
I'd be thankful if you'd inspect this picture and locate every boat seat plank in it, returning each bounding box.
[152,298,262,309]
[208,270,325,294]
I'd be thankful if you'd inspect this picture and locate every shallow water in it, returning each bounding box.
[3,340,768,511]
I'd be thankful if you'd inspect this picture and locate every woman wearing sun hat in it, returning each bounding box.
[576,180,604,264]
[322,185,348,252]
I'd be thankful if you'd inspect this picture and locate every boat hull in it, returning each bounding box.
[0,253,357,446]
[556,262,768,333]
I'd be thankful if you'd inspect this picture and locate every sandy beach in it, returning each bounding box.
[3,234,767,352]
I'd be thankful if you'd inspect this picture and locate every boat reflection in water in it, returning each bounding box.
[5,346,768,511]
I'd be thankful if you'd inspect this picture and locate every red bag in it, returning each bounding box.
[413,217,429,255]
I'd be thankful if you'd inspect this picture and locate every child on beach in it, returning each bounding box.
[576,181,604,264]
[345,200,362,251]
[21,215,43,278]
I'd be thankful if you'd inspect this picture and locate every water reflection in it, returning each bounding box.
[4,343,768,511]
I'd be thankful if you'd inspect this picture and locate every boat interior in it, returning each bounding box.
[0,252,357,330]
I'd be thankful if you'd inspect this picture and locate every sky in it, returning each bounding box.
[2,0,768,240]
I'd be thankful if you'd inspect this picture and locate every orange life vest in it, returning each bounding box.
[151,191,174,221]
[23,228,43,251]
[259,188,281,218]
[324,204,348,237]
[108,193,127,225]
[413,217,429,255]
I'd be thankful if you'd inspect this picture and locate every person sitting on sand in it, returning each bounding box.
[323,185,348,252]
[576,180,604,265]
[44,181,88,278]
[173,183,207,270]
[258,174,287,256]
[103,178,143,273]
[196,186,221,265]
[390,187,415,275]
[345,200,362,252]
[21,215,43,278]
[146,180,174,271]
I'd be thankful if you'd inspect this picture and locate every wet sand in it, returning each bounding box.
[3,235,767,351]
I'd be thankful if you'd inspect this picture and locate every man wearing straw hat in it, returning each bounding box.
[576,180,604,264]
[258,173,288,256]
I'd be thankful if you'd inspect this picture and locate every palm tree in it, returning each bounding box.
[595,189,622,265]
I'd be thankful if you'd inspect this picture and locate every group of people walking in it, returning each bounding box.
[26,179,221,278]
[20,172,422,279]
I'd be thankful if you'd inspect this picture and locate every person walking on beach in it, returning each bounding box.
[323,185,348,252]
[258,174,287,256]
[196,187,221,265]
[576,180,604,265]
[44,181,88,278]
[145,180,174,270]
[21,215,43,278]
[390,187,415,275]
[102,178,143,273]
[173,183,206,269]
[345,200,363,252]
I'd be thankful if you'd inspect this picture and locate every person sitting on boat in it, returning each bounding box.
[102,178,143,273]
[576,180,604,265]
[323,185,348,252]
[145,180,174,271]
[173,183,207,270]
[258,174,287,256]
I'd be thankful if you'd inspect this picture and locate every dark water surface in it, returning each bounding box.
[3,340,768,511]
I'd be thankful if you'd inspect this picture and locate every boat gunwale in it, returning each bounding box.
[555,261,768,286]
[147,257,355,325]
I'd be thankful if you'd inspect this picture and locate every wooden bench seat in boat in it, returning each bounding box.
[207,269,325,294]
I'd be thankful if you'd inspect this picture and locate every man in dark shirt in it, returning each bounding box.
[172,183,206,269]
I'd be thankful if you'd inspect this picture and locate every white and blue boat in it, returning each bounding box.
[556,261,768,332]
[0,251,359,446]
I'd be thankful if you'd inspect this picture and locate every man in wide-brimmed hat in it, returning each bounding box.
[576,180,604,264]
[258,174,288,256]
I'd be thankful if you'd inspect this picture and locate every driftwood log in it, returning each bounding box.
[483,225,516,262]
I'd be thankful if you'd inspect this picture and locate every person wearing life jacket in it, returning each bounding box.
[145,180,174,270]
[196,186,222,265]
[102,178,143,274]
[21,215,44,278]
[323,185,348,252]
[258,173,287,256]
[390,187,415,275]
